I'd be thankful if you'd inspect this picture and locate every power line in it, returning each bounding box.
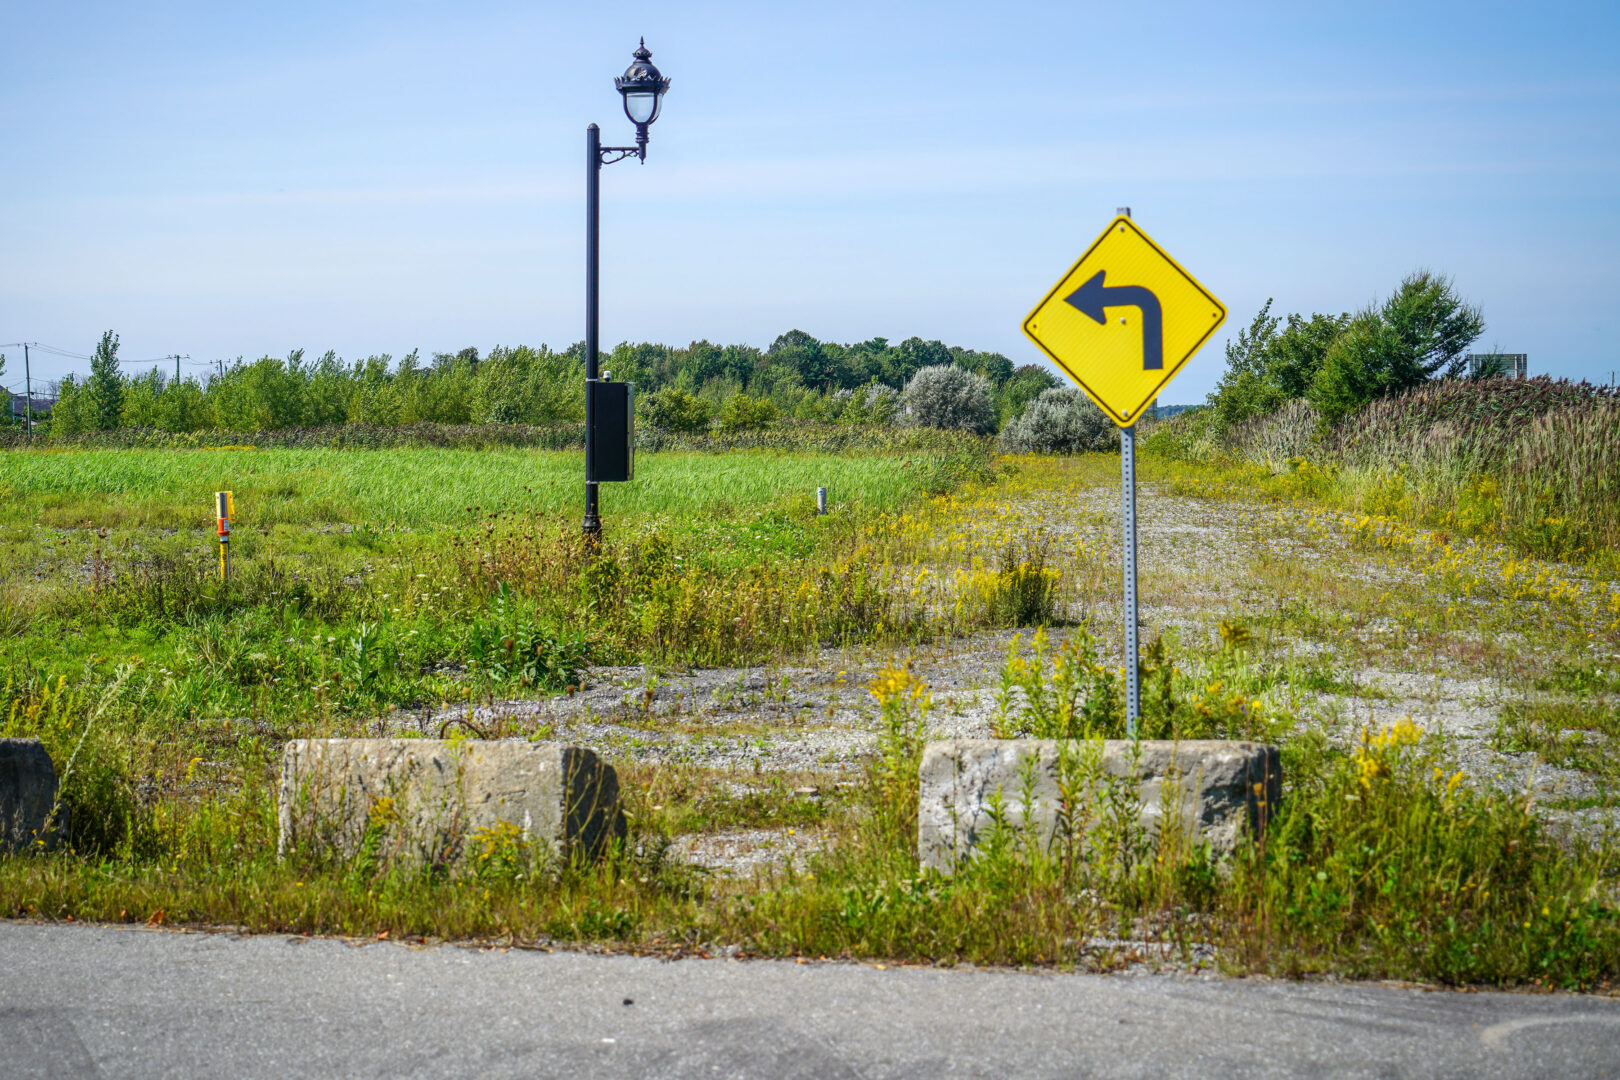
[1,342,198,436]
[3,343,199,371]
[13,343,91,361]
[117,354,193,384]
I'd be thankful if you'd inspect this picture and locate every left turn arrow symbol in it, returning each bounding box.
[1064,270,1164,371]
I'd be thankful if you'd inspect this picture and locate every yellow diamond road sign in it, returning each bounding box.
[1023,216,1225,427]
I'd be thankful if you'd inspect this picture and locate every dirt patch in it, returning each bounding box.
[666,827,829,878]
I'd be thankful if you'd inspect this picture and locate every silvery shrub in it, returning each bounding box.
[864,383,900,425]
[999,387,1114,453]
[902,364,996,435]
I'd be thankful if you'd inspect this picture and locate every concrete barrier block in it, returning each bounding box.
[278,739,624,865]
[1,738,67,853]
[918,739,1280,874]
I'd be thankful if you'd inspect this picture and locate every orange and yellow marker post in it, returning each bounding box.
[216,490,233,582]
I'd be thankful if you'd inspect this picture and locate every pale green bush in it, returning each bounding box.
[999,387,1112,454]
[903,364,995,435]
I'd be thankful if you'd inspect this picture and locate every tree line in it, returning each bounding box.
[13,269,1492,445]
[32,330,1060,437]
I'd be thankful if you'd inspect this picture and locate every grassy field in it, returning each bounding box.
[0,446,942,529]
[3,443,1617,989]
[0,443,998,718]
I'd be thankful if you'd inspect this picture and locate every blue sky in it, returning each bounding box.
[3,1,1617,401]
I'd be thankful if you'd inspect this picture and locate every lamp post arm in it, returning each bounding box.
[598,144,646,165]
[599,122,651,164]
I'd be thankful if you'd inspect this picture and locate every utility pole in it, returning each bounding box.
[23,343,33,438]
[0,343,36,436]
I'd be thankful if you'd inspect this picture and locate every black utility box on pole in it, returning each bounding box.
[589,380,635,482]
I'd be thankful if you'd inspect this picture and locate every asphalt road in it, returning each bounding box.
[3,922,1618,1079]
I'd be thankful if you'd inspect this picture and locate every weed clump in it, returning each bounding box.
[991,629,1277,742]
[462,584,587,690]
[1226,719,1619,987]
[948,536,1061,630]
[1,669,150,857]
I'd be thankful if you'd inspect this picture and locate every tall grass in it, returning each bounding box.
[4,419,989,457]
[1147,378,1620,559]
[453,523,924,667]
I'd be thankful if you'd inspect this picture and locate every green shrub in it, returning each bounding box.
[0,669,148,856]
[995,363,1061,425]
[990,629,1279,742]
[1137,406,1214,460]
[1227,720,1619,986]
[640,386,712,434]
[718,392,778,432]
[1309,272,1484,425]
[1206,301,1349,434]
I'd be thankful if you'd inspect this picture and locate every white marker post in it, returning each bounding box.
[216,491,233,582]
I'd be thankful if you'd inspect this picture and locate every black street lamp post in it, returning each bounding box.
[583,38,670,541]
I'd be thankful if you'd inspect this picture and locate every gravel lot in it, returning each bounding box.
[394,474,1617,870]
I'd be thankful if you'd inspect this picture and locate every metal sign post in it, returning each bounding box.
[1121,422,1140,734]
[1116,206,1141,736]
[1020,208,1226,740]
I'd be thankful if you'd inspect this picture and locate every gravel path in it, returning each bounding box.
[399,471,1616,868]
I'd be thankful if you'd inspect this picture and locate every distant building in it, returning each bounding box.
[1466,353,1528,380]
[7,391,55,422]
